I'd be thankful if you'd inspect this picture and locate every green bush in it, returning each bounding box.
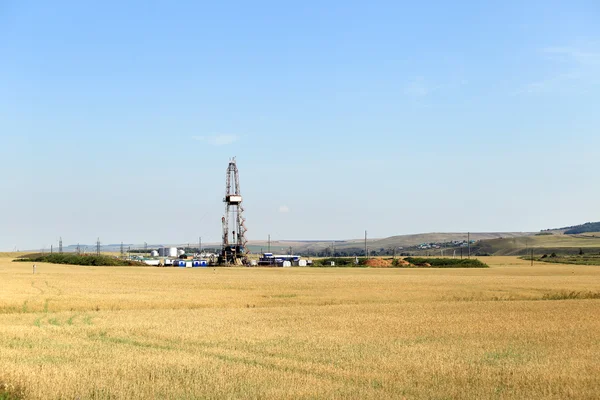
[14,254,145,267]
[403,257,489,268]
[310,257,367,267]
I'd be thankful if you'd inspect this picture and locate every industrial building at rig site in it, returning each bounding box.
[125,158,308,267]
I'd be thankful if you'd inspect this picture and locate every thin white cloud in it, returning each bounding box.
[404,77,433,97]
[543,46,600,66]
[192,134,239,146]
[521,44,600,94]
[404,77,466,98]
[278,205,290,213]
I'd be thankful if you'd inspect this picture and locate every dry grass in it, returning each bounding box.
[1,255,599,399]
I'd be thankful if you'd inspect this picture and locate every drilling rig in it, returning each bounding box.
[220,158,248,265]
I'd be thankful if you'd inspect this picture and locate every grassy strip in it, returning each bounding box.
[403,257,489,268]
[13,253,145,267]
[541,290,600,300]
[310,257,489,268]
[310,258,367,267]
[527,256,600,266]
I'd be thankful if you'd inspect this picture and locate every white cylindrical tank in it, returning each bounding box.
[150,250,159,257]
[169,247,178,257]
[177,249,185,257]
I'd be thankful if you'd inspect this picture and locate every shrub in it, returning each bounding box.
[403,257,489,268]
[14,254,145,267]
[310,258,366,267]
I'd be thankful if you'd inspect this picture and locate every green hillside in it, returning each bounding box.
[563,222,600,234]
[247,232,533,256]
[541,221,600,235]
[474,233,600,256]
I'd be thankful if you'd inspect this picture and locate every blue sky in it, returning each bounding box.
[1,1,599,250]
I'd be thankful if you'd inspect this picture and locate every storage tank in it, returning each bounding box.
[177,249,185,257]
[158,247,167,257]
[169,247,178,257]
[150,250,159,257]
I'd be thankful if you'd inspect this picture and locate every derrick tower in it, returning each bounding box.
[220,158,248,264]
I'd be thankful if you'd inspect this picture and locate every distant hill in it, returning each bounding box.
[563,222,600,235]
[542,221,600,235]
[473,232,600,256]
[247,232,534,255]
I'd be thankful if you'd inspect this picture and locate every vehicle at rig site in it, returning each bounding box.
[258,253,309,267]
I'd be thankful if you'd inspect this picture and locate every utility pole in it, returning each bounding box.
[59,237,63,254]
[51,245,53,254]
[120,242,124,258]
[96,238,100,256]
[268,234,271,253]
[144,242,148,252]
[467,232,470,259]
[531,248,534,266]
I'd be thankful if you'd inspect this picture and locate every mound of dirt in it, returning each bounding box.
[396,259,410,266]
[364,258,394,267]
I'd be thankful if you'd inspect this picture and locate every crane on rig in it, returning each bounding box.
[219,158,248,265]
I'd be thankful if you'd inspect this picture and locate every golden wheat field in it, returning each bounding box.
[1,255,599,399]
